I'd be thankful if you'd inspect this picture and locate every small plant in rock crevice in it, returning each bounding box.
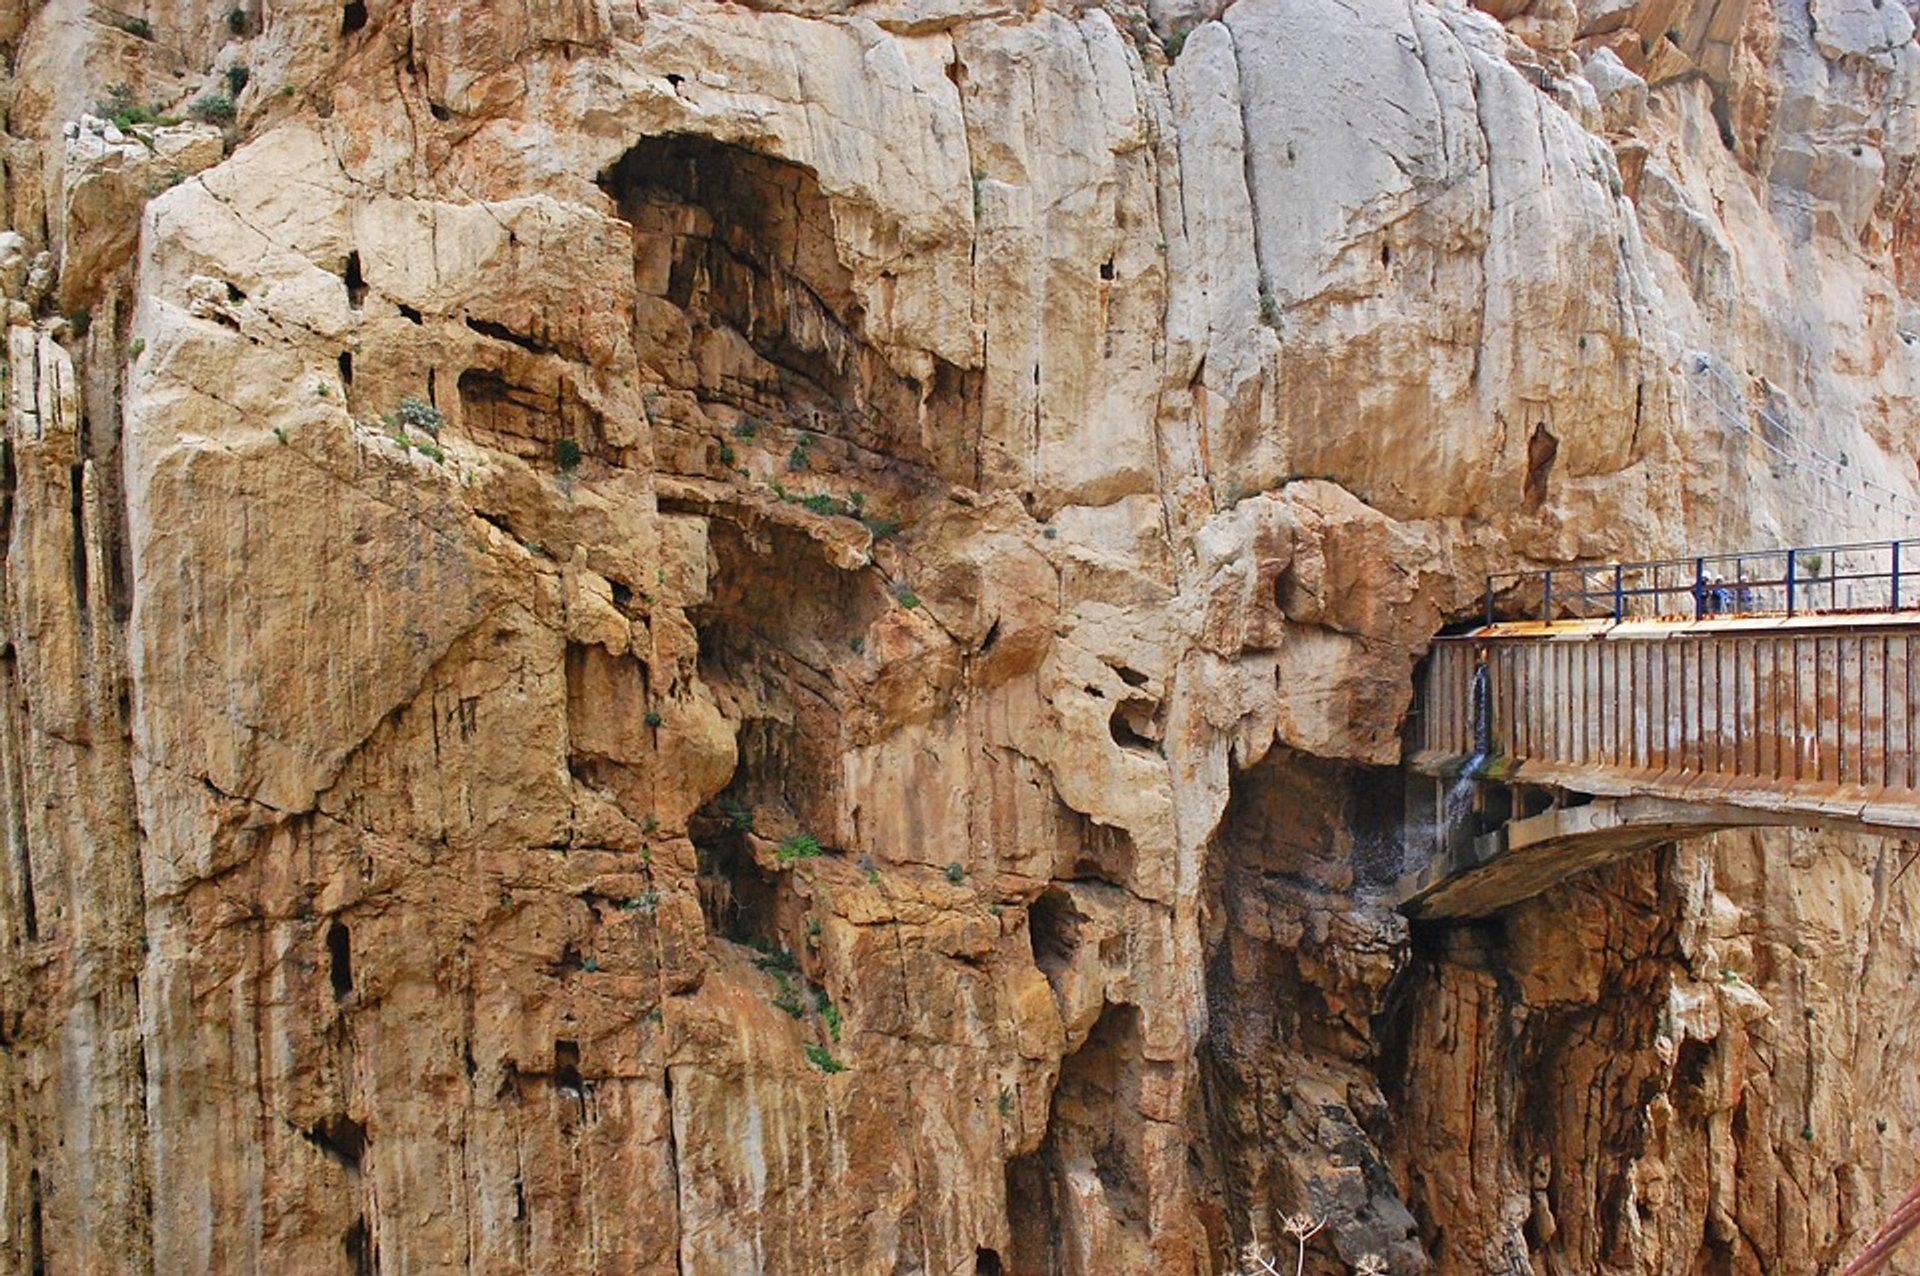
[776,833,823,865]
[391,395,443,438]
[804,1043,845,1074]
[748,941,797,974]
[814,990,841,1042]
[554,437,583,470]
[190,93,237,126]
[771,971,807,1019]
[96,83,172,130]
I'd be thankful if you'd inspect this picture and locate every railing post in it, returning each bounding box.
[1485,576,1495,626]
[1893,540,1902,610]
[1613,564,1625,621]
[1694,556,1706,619]
[1785,549,1797,617]
[1542,571,1552,622]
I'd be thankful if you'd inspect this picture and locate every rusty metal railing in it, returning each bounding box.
[1484,538,1920,625]
[1412,619,1920,821]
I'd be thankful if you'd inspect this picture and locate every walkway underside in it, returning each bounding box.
[1395,790,1920,918]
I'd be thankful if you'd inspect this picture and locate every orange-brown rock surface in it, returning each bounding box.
[3,0,1920,1273]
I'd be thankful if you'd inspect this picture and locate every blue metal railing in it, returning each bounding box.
[1484,538,1920,625]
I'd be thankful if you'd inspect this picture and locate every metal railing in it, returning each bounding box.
[1414,621,1920,799]
[1484,539,1920,625]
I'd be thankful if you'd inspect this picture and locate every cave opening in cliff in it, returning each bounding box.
[599,133,979,481]
[1006,1000,1150,1269]
[1027,885,1082,996]
[302,1113,368,1171]
[692,812,780,949]
[326,919,353,998]
[686,516,887,830]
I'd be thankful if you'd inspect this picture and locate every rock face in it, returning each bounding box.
[3,1,1920,1274]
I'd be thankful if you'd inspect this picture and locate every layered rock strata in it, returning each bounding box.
[2,0,1920,1272]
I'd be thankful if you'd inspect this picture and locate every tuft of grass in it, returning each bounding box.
[554,437,583,470]
[945,863,965,884]
[771,971,806,1019]
[226,7,250,34]
[858,512,900,540]
[732,416,762,440]
[786,430,818,472]
[776,833,823,865]
[225,64,250,96]
[749,941,798,974]
[272,427,289,445]
[127,337,145,359]
[66,310,92,338]
[1164,22,1193,59]
[804,1043,845,1074]
[814,988,841,1041]
[998,1087,1014,1117]
[893,585,921,610]
[800,493,839,516]
[394,396,442,437]
[722,799,754,832]
[96,84,164,130]
[644,710,663,728]
[190,93,236,126]
[109,13,154,39]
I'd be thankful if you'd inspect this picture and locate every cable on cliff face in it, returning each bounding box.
[1838,1173,1920,1276]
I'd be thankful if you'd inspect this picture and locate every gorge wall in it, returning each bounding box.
[4,0,1920,1272]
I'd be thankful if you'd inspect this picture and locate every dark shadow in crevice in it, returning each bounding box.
[1007,1001,1151,1266]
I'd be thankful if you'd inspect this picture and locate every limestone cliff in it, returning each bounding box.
[2,0,1919,1273]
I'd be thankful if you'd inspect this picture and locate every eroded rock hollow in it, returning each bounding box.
[4,0,1920,1272]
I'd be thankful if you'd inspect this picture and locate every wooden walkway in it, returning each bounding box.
[1398,613,1920,916]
